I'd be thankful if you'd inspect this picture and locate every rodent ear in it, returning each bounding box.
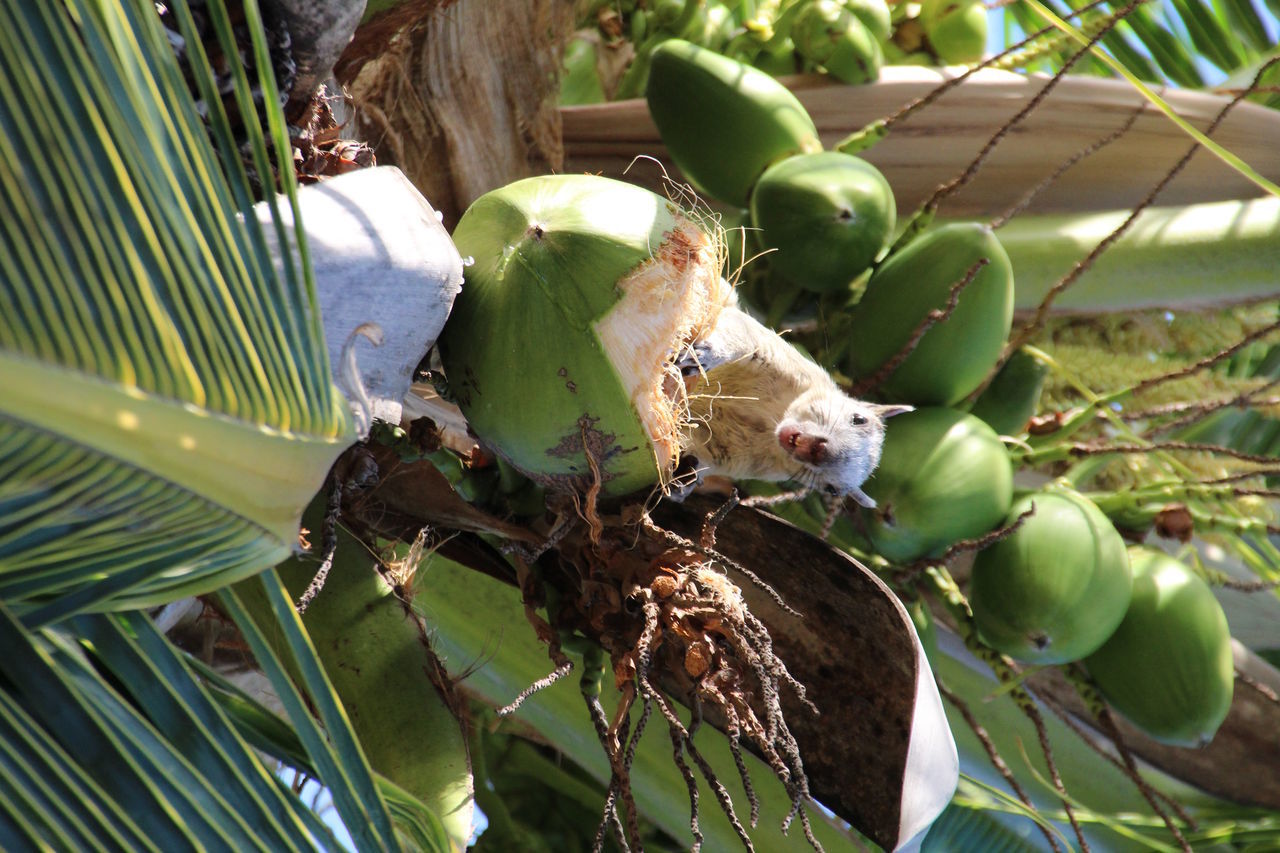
[874,403,914,420]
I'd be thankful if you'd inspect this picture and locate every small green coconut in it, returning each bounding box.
[862,407,1013,563]
[438,174,730,498]
[920,0,988,64]
[842,0,893,42]
[749,151,896,294]
[970,489,1132,665]
[1085,548,1234,746]
[968,348,1049,437]
[845,223,1014,407]
[559,35,606,106]
[791,0,885,85]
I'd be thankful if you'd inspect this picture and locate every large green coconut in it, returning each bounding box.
[749,151,896,294]
[1085,548,1234,746]
[862,407,1013,563]
[438,174,729,498]
[970,489,1132,665]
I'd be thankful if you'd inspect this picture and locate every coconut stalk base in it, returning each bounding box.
[509,497,822,851]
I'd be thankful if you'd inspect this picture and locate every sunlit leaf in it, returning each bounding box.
[0,0,353,622]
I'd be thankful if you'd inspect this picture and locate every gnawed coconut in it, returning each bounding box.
[438,174,731,498]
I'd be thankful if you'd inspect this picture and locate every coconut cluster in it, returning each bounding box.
[638,41,1238,757]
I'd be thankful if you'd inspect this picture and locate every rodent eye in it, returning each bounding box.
[851,414,868,426]
[823,484,840,497]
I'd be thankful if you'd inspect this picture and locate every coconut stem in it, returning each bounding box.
[994,197,1280,316]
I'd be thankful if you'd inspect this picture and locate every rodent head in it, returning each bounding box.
[775,391,912,508]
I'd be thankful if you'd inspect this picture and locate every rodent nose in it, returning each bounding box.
[779,428,828,465]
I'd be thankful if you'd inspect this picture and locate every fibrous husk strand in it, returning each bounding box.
[512,508,820,851]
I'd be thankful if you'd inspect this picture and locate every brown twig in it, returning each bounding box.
[497,659,574,716]
[873,0,1119,137]
[1039,682,1195,847]
[1025,701,1091,852]
[639,512,802,618]
[1064,440,1280,465]
[577,420,606,545]
[896,504,1036,588]
[702,490,741,550]
[1129,317,1280,401]
[1217,576,1280,593]
[1121,381,1280,429]
[1194,469,1280,485]
[1009,56,1280,353]
[937,680,1063,853]
[1091,704,1193,851]
[919,0,1142,218]
[990,97,1148,230]
[295,474,343,613]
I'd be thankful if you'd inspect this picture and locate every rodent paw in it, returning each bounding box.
[664,455,705,502]
[674,336,736,378]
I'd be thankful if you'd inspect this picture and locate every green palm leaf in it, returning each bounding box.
[0,601,345,851]
[0,0,353,621]
[1010,0,1280,90]
[922,799,1048,851]
[218,573,403,851]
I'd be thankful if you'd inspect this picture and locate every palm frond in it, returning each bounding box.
[218,572,403,851]
[1004,0,1280,92]
[0,601,343,851]
[0,0,353,621]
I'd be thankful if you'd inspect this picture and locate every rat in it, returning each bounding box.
[672,298,911,507]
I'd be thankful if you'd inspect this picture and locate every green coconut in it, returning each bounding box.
[749,151,896,294]
[970,489,1132,665]
[646,39,823,207]
[792,0,885,84]
[750,37,802,76]
[845,222,1014,406]
[559,35,606,106]
[437,174,730,498]
[842,0,893,42]
[968,348,1049,437]
[920,0,988,64]
[862,407,1013,563]
[1085,548,1234,746]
